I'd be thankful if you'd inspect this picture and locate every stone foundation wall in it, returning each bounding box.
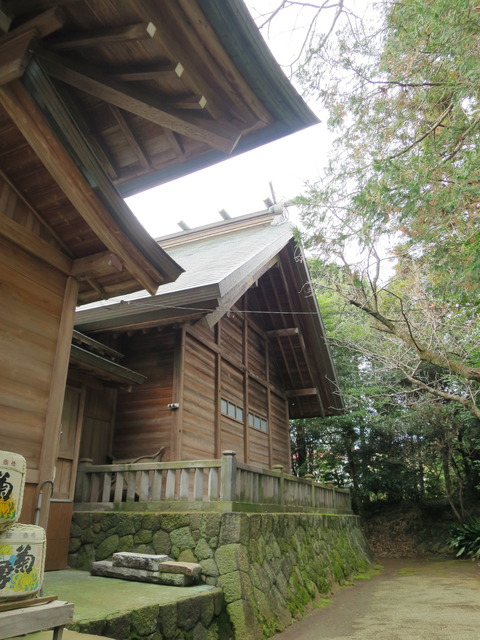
[69,511,371,639]
[68,587,231,640]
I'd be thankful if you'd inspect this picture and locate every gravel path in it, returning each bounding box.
[272,557,480,640]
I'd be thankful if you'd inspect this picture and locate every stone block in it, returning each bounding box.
[113,551,170,571]
[158,560,202,578]
[91,561,194,585]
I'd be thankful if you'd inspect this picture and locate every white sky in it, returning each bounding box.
[126,2,334,239]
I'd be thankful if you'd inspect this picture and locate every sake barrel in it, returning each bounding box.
[0,524,46,601]
[0,451,26,530]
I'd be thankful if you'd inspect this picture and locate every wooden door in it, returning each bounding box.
[46,386,83,570]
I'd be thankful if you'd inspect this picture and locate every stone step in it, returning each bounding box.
[91,560,201,587]
[112,552,169,571]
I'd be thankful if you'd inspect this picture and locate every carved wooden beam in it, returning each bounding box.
[37,48,241,153]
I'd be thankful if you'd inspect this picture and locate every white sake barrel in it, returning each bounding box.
[0,451,26,530]
[0,524,46,600]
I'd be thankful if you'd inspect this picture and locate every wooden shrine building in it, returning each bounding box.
[73,210,343,476]
[0,0,318,561]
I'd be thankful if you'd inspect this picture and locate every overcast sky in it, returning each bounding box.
[126,2,334,239]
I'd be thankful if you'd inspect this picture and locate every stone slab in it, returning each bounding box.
[158,561,202,577]
[112,552,170,571]
[91,561,195,586]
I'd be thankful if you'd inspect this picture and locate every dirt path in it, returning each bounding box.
[272,557,480,640]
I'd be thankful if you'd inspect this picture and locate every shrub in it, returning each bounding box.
[448,517,480,559]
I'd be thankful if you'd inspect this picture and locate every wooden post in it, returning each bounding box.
[220,450,237,502]
[272,464,284,507]
[74,458,93,502]
[304,473,315,509]
[38,276,79,528]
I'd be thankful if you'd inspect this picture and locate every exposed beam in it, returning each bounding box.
[70,344,147,385]
[37,48,241,153]
[2,7,65,40]
[71,251,123,278]
[109,104,150,169]
[4,0,77,15]
[0,28,38,85]
[0,10,12,34]
[49,22,156,50]
[112,62,184,82]
[286,388,319,398]
[164,94,207,110]
[267,328,299,339]
[0,79,160,294]
[0,209,72,274]
[72,329,124,360]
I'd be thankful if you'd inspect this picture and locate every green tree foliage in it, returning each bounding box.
[297,0,480,299]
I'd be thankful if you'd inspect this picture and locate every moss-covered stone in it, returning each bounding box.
[118,534,135,552]
[152,529,172,555]
[177,596,202,630]
[68,537,81,554]
[103,612,132,640]
[96,534,120,560]
[195,538,213,560]
[158,513,191,532]
[134,529,153,545]
[219,513,249,546]
[158,602,177,639]
[200,558,219,578]
[215,544,249,575]
[178,548,197,563]
[131,605,159,637]
[226,600,262,640]
[170,526,195,551]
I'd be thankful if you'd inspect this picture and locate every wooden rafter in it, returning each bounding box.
[37,48,241,153]
[1,7,66,40]
[267,328,299,338]
[112,62,184,83]
[71,251,123,279]
[0,29,38,86]
[0,79,161,293]
[49,22,157,50]
[109,104,151,170]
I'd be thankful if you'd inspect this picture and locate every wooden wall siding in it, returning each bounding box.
[270,392,291,471]
[219,311,244,363]
[0,236,65,471]
[181,334,216,460]
[248,426,270,468]
[220,361,244,408]
[79,386,116,464]
[248,378,268,418]
[247,325,266,378]
[114,332,175,461]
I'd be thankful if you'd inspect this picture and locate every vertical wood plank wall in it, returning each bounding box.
[0,178,72,522]
[114,331,176,461]
[101,293,292,470]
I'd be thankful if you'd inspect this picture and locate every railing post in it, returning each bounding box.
[75,458,93,502]
[304,473,315,508]
[272,464,284,506]
[220,450,237,502]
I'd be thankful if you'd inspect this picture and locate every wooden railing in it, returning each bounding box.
[74,451,351,513]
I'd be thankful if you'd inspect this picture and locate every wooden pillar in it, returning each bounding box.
[266,336,273,468]
[37,276,79,529]
[220,450,237,501]
[214,323,222,458]
[171,327,186,460]
[243,297,250,463]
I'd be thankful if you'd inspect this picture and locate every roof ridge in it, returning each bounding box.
[157,209,283,249]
